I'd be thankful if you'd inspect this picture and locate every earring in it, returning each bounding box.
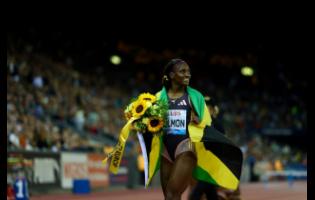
[163,75,169,81]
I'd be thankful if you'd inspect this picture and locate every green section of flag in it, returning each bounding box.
[193,166,218,185]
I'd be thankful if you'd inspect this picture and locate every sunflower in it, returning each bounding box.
[131,99,150,118]
[138,93,157,103]
[124,102,133,113]
[124,102,134,120]
[147,117,164,133]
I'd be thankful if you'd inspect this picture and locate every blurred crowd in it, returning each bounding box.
[7,37,307,182]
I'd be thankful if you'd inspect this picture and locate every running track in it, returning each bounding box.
[32,181,307,200]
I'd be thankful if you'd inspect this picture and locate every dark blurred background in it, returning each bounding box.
[7,29,307,193]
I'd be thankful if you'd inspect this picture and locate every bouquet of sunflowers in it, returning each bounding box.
[102,92,168,172]
[124,92,168,134]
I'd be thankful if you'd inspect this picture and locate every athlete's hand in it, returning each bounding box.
[191,112,200,124]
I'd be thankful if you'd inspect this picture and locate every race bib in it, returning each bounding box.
[166,110,187,135]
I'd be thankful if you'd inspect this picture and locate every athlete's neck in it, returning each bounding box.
[168,84,186,99]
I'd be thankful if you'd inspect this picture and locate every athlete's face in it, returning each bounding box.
[170,62,191,86]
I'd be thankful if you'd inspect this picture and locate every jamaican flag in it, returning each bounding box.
[140,86,243,190]
[193,125,243,189]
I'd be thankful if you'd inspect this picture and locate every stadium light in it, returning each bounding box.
[241,66,254,76]
[110,55,121,65]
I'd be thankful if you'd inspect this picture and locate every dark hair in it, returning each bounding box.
[162,58,186,88]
